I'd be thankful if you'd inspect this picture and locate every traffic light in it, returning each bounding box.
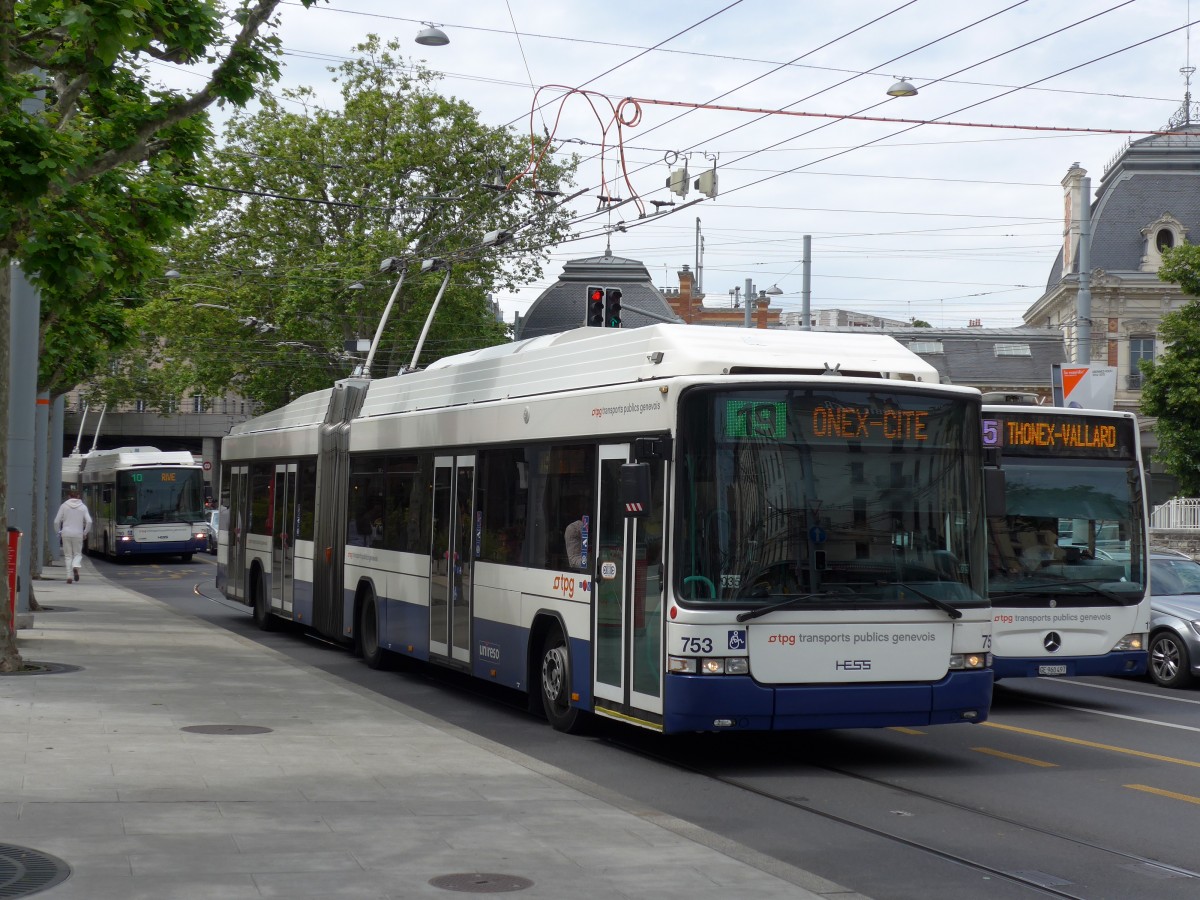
[586,285,605,327]
[604,287,623,328]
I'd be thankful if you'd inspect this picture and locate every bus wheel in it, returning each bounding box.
[179,553,193,563]
[540,627,584,733]
[252,576,277,632]
[359,592,388,670]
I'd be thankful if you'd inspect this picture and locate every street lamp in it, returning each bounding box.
[886,77,918,98]
[415,23,449,46]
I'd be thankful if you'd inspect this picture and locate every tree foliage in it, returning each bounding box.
[1141,244,1200,495]
[99,36,579,411]
[0,0,315,670]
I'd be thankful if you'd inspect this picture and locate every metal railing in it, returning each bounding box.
[1151,498,1200,529]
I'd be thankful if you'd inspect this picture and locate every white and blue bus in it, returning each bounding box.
[982,404,1149,679]
[217,325,993,734]
[71,447,209,561]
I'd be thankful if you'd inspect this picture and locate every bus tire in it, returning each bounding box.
[540,626,585,734]
[359,591,388,670]
[1149,630,1193,688]
[252,575,277,632]
[179,553,193,563]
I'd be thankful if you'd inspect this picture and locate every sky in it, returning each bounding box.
[211,0,1200,328]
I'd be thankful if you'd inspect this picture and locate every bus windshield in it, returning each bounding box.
[987,460,1146,603]
[116,468,205,525]
[676,386,986,608]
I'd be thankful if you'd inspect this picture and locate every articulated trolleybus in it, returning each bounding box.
[71,447,209,561]
[982,404,1149,679]
[218,325,993,734]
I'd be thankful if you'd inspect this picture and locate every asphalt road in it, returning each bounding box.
[87,553,1200,900]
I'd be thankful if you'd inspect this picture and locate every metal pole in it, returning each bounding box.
[8,265,39,615]
[363,271,407,379]
[48,397,63,563]
[1076,177,1092,364]
[801,235,812,331]
[91,403,106,451]
[72,402,88,455]
[744,277,754,328]
[409,268,453,371]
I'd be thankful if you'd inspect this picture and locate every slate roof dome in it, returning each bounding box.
[515,251,682,340]
[1044,124,1200,290]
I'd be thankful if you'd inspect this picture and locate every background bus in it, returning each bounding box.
[70,447,208,561]
[218,325,993,734]
[982,405,1149,679]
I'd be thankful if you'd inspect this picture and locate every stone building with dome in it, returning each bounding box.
[513,252,783,340]
[1023,103,1200,502]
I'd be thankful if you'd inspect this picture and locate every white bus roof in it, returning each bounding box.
[231,325,944,437]
[74,447,200,471]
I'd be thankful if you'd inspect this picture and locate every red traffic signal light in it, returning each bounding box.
[586,285,605,326]
[604,288,623,328]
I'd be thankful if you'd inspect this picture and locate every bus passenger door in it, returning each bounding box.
[430,455,475,665]
[593,445,665,723]
[271,463,298,615]
[227,466,248,601]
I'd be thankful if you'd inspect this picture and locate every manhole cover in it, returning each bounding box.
[180,725,273,735]
[0,662,81,677]
[0,843,71,898]
[429,873,533,893]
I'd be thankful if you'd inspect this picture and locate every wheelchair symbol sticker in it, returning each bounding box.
[728,630,747,650]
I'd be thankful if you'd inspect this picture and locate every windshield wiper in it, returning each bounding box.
[736,592,849,622]
[879,581,963,619]
[992,577,1135,603]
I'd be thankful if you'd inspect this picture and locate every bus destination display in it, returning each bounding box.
[721,396,934,444]
[982,412,1136,459]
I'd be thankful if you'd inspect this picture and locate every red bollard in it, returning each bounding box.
[6,527,20,622]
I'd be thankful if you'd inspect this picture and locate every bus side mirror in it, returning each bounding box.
[619,462,651,518]
[984,468,1006,517]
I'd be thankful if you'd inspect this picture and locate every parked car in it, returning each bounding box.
[1148,551,1200,688]
[204,509,219,555]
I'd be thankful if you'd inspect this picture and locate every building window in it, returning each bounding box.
[994,343,1032,357]
[1128,334,1155,389]
[1157,229,1175,252]
[908,341,943,354]
[135,399,146,413]
[192,395,205,413]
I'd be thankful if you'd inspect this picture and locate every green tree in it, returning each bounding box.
[1141,244,1200,495]
[0,0,315,671]
[910,318,932,328]
[103,36,578,410]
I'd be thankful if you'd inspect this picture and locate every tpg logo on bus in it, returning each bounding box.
[551,575,590,599]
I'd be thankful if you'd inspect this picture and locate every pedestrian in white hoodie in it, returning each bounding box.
[54,490,92,584]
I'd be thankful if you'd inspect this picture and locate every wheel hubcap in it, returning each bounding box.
[542,646,567,707]
[1153,640,1179,680]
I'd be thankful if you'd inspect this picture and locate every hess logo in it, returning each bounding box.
[835,659,872,670]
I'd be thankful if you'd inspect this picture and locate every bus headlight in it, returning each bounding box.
[668,656,749,675]
[1112,633,1145,651]
[948,652,990,670]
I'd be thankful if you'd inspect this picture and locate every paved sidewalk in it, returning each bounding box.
[0,559,867,900]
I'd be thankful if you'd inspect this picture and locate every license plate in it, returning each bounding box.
[1038,665,1067,676]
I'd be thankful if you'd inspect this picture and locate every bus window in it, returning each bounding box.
[478,448,528,565]
[384,454,430,553]
[528,444,596,572]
